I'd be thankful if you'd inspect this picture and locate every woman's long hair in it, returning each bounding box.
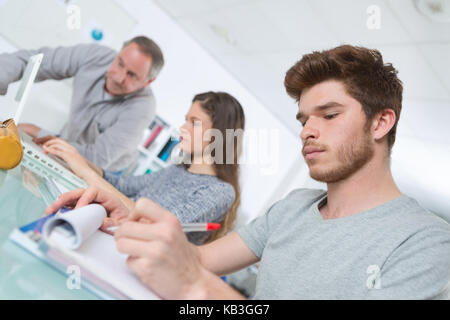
[192,92,245,242]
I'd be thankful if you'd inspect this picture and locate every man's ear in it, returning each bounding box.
[143,78,156,88]
[372,108,396,141]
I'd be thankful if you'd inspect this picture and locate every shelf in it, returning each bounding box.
[137,145,152,157]
[153,156,170,168]
[132,114,178,176]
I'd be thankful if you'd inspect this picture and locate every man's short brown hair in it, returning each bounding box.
[284,45,403,153]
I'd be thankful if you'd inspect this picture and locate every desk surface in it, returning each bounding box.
[0,154,97,299]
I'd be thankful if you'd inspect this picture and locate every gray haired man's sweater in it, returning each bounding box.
[0,43,156,171]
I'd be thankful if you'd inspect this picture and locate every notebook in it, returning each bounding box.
[9,204,160,300]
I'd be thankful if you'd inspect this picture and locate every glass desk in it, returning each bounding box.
[0,153,97,299]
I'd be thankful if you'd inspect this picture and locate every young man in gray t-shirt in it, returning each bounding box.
[47,45,450,299]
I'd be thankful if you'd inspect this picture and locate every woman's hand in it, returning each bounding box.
[42,138,94,180]
[45,186,130,232]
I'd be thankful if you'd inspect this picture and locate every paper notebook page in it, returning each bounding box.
[74,230,160,300]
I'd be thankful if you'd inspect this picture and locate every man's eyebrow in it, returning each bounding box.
[118,55,140,79]
[296,102,345,121]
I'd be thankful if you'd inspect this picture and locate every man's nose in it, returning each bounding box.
[300,119,319,143]
[114,69,126,84]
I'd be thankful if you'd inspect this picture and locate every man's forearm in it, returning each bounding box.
[0,50,31,95]
[183,267,246,300]
[197,233,260,277]
[0,45,87,95]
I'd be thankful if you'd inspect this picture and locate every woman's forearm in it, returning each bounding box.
[84,172,135,211]
[86,159,103,177]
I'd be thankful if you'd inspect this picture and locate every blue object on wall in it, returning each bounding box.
[91,29,103,41]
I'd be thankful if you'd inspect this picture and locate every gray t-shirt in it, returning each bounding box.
[237,188,450,299]
[104,165,235,245]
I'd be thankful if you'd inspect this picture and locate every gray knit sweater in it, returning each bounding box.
[103,165,236,244]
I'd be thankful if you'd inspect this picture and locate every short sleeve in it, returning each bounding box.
[237,188,326,259]
[367,226,450,299]
[236,200,280,259]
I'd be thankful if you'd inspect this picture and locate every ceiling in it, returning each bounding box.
[153,0,450,142]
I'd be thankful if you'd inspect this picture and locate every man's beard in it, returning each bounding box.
[308,130,374,183]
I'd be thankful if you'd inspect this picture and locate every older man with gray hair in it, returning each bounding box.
[0,36,164,171]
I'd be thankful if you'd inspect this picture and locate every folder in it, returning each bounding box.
[9,204,160,300]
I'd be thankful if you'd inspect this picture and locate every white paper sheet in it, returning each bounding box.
[42,204,106,249]
[41,204,160,299]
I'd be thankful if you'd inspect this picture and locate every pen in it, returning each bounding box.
[106,222,221,233]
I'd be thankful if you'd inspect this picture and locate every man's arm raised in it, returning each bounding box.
[0,44,97,95]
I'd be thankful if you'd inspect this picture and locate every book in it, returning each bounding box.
[143,124,164,148]
[9,204,160,300]
[158,139,179,162]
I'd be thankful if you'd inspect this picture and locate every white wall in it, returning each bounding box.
[115,0,302,226]
[0,0,301,227]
